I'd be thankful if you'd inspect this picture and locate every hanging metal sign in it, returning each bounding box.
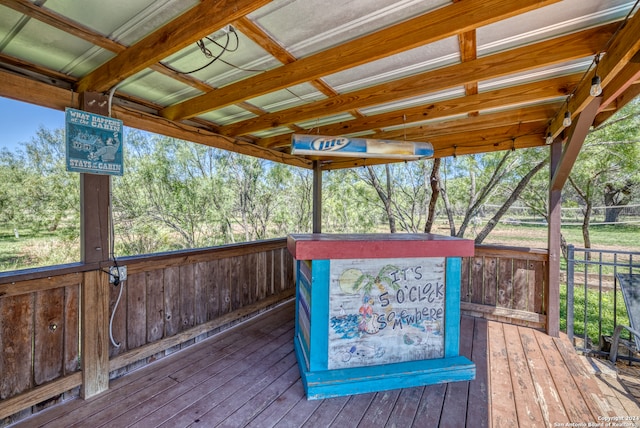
[65,108,123,176]
[291,134,433,159]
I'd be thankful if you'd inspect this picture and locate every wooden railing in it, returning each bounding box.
[461,245,548,329]
[0,241,547,423]
[0,239,294,423]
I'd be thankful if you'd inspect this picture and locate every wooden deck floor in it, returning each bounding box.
[12,300,640,428]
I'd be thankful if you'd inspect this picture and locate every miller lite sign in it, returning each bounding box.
[291,134,433,160]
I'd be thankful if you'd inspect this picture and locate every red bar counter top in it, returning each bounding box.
[287,233,474,260]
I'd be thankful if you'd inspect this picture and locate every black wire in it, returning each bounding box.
[179,28,245,75]
[168,28,269,75]
[182,33,233,74]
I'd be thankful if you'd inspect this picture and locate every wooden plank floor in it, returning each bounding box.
[11,300,639,428]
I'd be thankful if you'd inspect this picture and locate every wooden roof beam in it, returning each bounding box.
[550,97,601,191]
[453,0,479,116]
[233,16,338,99]
[161,0,560,120]
[594,79,640,127]
[321,126,545,171]
[264,103,554,153]
[257,74,580,149]
[0,69,309,169]
[598,59,640,113]
[370,103,558,141]
[222,24,614,138]
[547,6,640,139]
[0,0,229,94]
[76,0,272,93]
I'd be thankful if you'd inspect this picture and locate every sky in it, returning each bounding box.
[0,97,65,151]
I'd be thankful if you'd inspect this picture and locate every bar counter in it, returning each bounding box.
[287,233,476,399]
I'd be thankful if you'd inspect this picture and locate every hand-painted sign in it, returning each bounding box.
[291,134,433,159]
[328,257,445,370]
[65,108,123,176]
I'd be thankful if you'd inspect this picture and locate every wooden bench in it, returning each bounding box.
[609,273,640,362]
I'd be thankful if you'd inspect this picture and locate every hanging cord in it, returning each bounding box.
[109,276,123,348]
[105,93,123,348]
[107,185,122,348]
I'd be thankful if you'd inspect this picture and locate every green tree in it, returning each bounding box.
[323,169,380,233]
[0,127,79,234]
[112,132,232,252]
[567,99,640,248]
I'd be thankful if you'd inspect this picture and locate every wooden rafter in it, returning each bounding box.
[0,0,224,95]
[76,0,272,93]
[594,80,640,127]
[551,97,602,191]
[321,124,545,170]
[453,0,479,116]
[219,25,614,138]
[160,0,561,121]
[0,69,310,168]
[232,16,337,99]
[598,60,640,113]
[548,6,640,139]
[257,74,581,149]
[0,0,638,170]
[371,103,558,141]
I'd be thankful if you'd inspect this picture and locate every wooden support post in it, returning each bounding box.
[81,270,110,398]
[547,97,601,336]
[312,160,322,233]
[79,92,111,398]
[546,138,562,337]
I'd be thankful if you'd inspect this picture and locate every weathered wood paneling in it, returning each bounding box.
[127,273,146,349]
[146,270,164,343]
[484,257,498,306]
[64,284,80,375]
[101,241,296,358]
[462,245,548,325]
[193,262,207,325]
[497,258,512,308]
[179,264,195,331]
[0,294,34,399]
[219,257,231,315]
[163,266,180,337]
[34,288,64,385]
[205,260,219,321]
[461,257,471,303]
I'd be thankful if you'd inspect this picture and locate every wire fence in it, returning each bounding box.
[565,245,640,361]
[483,204,640,226]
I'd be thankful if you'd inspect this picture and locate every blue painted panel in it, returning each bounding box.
[444,257,462,358]
[299,353,475,400]
[309,259,330,371]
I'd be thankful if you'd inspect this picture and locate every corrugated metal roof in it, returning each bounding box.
[0,0,639,168]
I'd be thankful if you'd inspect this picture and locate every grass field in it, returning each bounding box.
[0,225,79,272]
[480,222,640,251]
[2,221,639,272]
[560,284,631,346]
